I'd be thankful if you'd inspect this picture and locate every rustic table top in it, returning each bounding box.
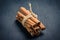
[0,0,60,40]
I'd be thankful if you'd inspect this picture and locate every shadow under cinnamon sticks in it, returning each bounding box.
[15,20,44,39]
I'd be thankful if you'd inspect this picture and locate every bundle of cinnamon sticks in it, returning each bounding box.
[16,7,45,36]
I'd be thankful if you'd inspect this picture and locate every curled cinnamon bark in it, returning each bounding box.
[16,7,45,36]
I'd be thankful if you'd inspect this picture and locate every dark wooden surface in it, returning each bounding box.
[0,0,60,40]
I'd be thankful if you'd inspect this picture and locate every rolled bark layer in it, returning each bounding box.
[16,7,45,36]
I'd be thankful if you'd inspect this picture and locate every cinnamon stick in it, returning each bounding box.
[16,7,45,36]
